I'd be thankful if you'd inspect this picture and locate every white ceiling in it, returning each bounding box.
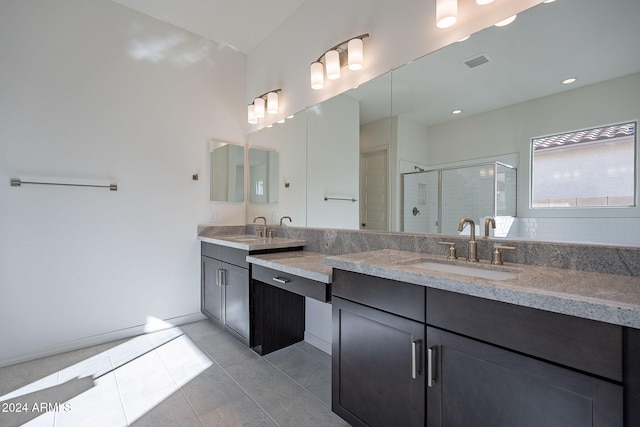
[111,0,308,53]
[348,0,640,127]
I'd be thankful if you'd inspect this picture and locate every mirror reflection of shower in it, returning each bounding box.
[402,161,517,237]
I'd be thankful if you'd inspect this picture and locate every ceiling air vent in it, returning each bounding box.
[464,53,492,69]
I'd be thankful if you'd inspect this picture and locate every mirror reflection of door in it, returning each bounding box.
[249,148,279,204]
[360,149,388,230]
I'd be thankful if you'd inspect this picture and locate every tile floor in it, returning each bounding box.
[0,320,349,427]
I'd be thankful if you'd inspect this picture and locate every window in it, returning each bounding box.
[531,122,636,208]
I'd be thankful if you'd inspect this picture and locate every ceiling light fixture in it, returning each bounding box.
[247,89,281,124]
[494,15,517,27]
[562,77,578,85]
[436,0,458,29]
[310,34,369,90]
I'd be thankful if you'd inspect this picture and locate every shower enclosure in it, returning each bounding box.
[402,162,517,236]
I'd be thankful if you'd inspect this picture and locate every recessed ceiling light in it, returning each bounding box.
[457,35,471,42]
[495,15,517,27]
[544,0,556,3]
[562,77,578,85]
[452,109,462,114]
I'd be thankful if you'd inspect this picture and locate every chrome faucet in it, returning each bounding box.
[458,218,479,262]
[253,216,267,237]
[280,216,292,226]
[484,217,496,238]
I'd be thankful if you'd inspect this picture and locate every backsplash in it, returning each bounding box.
[198,225,640,277]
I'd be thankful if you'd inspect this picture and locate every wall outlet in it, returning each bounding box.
[272,212,278,222]
[209,211,217,223]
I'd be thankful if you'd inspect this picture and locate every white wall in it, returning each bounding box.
[0,0,246,365]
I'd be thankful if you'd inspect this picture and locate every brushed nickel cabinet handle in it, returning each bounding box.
[427,346,437,387]
[412,340,422,379]
[272,277,290,284]
[217,269,226,286]
[216,269,223,287]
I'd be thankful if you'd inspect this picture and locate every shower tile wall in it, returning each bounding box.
[440,166,495,235]
[403,172,438,233]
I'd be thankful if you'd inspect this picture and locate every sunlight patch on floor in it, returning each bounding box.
[0,318,213,427]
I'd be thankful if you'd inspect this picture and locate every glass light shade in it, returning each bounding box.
[325,50,341,80]
[476,0,494,5]
[310,61,324,90]
[247,105,257,124]
[495,15,517,27]
[436,0,458,29]
[254,97,265,118]
[347,38,363,71]
[267,92,278,115]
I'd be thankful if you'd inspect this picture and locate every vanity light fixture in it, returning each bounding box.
[494,15,517,27]
[247,89,281,124]
[248,105,257,124]
[436,0,458,29]
[310,34,369,90]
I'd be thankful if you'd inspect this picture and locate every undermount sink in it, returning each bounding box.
[231,237,264,242]
[396,258,520,281]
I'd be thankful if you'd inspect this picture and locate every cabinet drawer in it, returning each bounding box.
[332,269,425,323]
[201,242,249,268]
[427,288,623,382]
[252,264,330,302]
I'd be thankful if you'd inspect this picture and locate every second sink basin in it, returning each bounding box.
[396,258,520,281]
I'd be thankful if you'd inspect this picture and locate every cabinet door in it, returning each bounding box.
[426,326,623,427]
[332,297,425,427]
[201,256,223,323]
[222,261,250,343]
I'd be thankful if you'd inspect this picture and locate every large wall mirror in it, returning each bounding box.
[246,0,640,245]
[210,141,244,202]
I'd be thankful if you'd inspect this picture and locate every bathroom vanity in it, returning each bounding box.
[325,249,640,427]
[199,234,331,355]
[199,226,640,427]
[199,235,305,348]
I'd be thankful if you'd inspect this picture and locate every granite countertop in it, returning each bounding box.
[198,234,305,251]
[324,249,640,329]
[247,251,332,284]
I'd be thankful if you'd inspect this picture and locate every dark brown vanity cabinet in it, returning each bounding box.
[331,269,638,427]
[426,327,622,427]
[331,270,426,427]
[201,242,250,344]
[426,288,625,427]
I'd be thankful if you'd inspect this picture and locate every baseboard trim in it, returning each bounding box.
[0,312,206,368]
[304,331,331,355]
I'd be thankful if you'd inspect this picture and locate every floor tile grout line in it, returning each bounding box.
[153,336,206,427]
[95,333,185,381]
[182,329,282,427]
[107,346,133,427]
[261,348,332,410]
